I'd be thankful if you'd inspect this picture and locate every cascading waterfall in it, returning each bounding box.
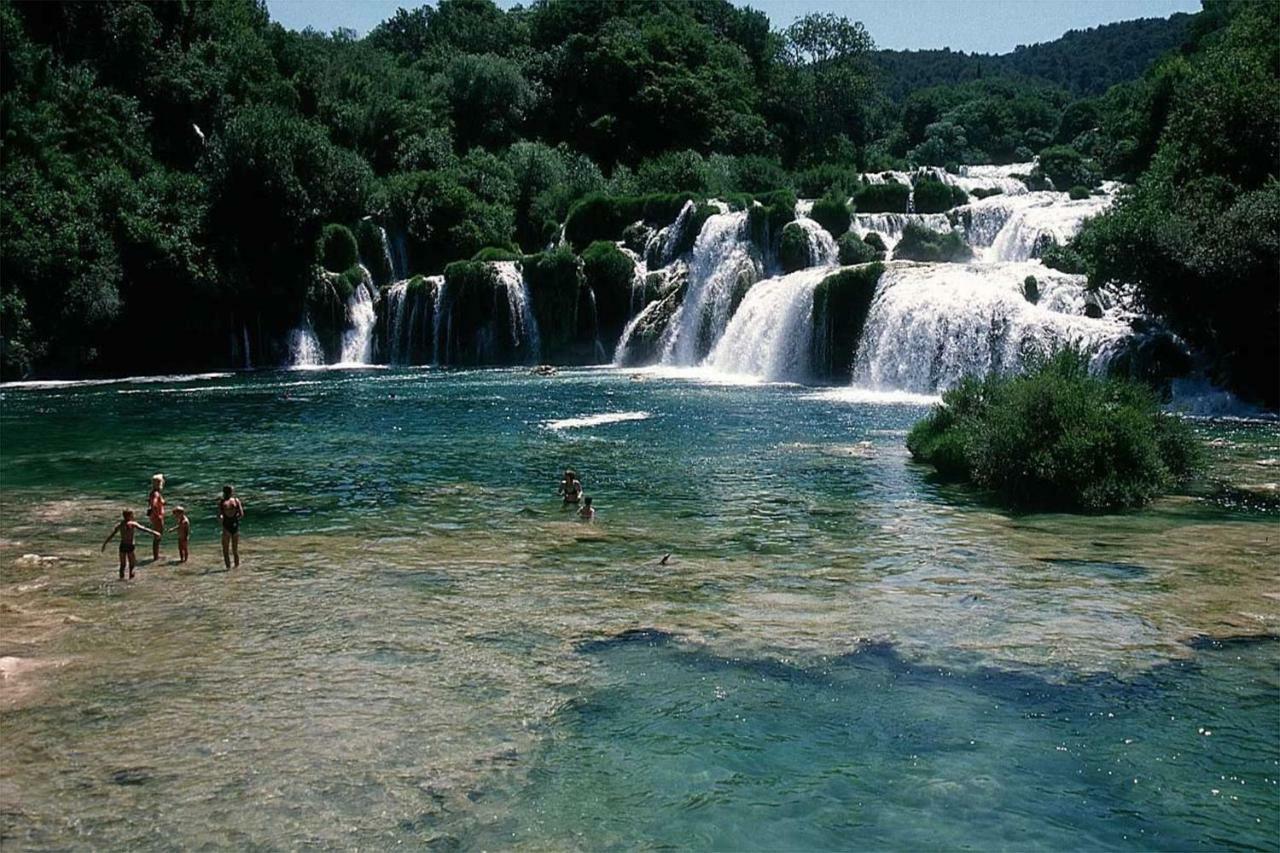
[657,210,761,364]
[793,216,839,267]
[494,261,542,363]
[852,262,1130,393]
[985,189,1116,262]
[289,323,324,367]
[703,267,831,381]
[851,213,953,254]
[338,266,377,365]
[241,325,252,369]
[645,200,696,267]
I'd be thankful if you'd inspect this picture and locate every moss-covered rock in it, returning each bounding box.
[669,203,719,258]
[378,274,437,364]
[621,222,652,255]
[523,246,583,361]
[355,219,393,285]
[894,223,973,262]
[472,246,523,262]
[970,187,1004,200]
[439,260,515,364]
[746,189,797,251]
[911,179,969,214]
[1023,275,1040,304]
[853,181,910,214]
[809,195,851,238]
[862,232,887,252]
[1068,185,1091,200]
[837,232,882,265]
[564,192,696,250]
[614,277,687,366]
[581,241,636,350]
[810,263,884,381]
[318,224,358,273]
[778,222,810,273]
[1041,242,1087,274]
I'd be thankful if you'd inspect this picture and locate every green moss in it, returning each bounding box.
[912,179,969,214]
[355,219,393,284]
[318,224,358,273]
[1041,242,1087,274]
[1068,185,1091,200]
[894,223,973,262]
[836,232,881,265]
[852,181,910,214]
[471,246,523,262]
[778,222,810,272]
[810,263,884,381]
[563,192,696,250]
[746,189,797,249]
[523,246,582,357]
[1023,275,1040,304]
[809,195,851,237]
[581,240,635,342]
[970,187,1004,199]
[906,350,1203,511]
[669,203,719,258]
[862,232,887,252]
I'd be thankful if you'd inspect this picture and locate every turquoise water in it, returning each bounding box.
[1,368,1277,849]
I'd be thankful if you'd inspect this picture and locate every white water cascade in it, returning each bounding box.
[851,213,953,254]
[289,323,324,367]
[494,261,542,363]
[793,214,839,267]
[338,266,377,365]
[703,267,831,381]
[432,276,449,364]
[852,262,1130,393]
[657,210,761,364]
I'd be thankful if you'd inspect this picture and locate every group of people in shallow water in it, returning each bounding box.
[558,469,595,520]
[100,474,245,579]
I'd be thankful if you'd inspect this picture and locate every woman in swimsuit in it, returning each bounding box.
[102,509,160,580]
[558,469,583,507]
[218,484,244,569]
[147,473,166,561]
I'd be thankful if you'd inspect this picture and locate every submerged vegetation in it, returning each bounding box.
[907,351,1202,511]
[0,0,1275,404]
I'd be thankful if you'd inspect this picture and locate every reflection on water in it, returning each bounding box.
[0,368,1276,848]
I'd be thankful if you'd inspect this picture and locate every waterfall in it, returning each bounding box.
[494,261,542,363]
[851,213,953,255]
[584,285,607,362]
[432,276,449,364]
[793,216,839,267]
[382,226,410,282]
[338,266,377,365]
[852,262,1130,393]
[645,200,697,266]
[289,323,324,367]
[703,267,830,381]
[986,190,1115,262]
[240,325,252,369]
[657,211,761,364]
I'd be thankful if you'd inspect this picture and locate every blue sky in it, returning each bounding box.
[266,0,1201,54]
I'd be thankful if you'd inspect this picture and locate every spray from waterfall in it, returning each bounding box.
[704,267,831,381]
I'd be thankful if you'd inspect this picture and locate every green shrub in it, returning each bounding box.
[907,350,1203,511]
[472,246,523,262]
[746,190,798,249]
[894,223,973,262]
[837,232,881,265]
[1041,242,1087,274]
[563,192,696,250]
[778,222,810,272]
[793,164,861,198]
[523,246,582,355]
[1068,185,1091,200]
[318,224,358,273]
[355,219,393,284]
[912,179,969,214]
[1036,145,1102,190]
[862,232,887,252]
[853,181,910,213]
[809,194,852,237]
[971,187,1004,199]
[1022,275,1040,304]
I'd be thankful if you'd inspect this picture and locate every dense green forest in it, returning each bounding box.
[0,0,1275,404]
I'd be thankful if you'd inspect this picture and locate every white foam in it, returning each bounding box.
[0,372,233,390]
[544,411,653,430]
[806,386,941,406]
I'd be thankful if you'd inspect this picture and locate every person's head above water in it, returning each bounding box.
[122,509,134,520]
[222,485,235,500]
[564,469,576,480]
[582,496,592,507]
[173,506,186,517]
[152,473,165,490]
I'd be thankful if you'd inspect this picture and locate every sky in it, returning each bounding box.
[266,0,1201,54]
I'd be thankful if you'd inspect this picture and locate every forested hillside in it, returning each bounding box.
[873,13,1194,101]
[0,0,1274,403]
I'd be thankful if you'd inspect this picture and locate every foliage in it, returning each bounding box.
[809,195,852,237]
[1068,185,1091,200]
[563,192,695,250]
[1040,242,1087,274]
[581,240,636,340]
[902,78,1066,165]
[911,179,968,213]
[836,232,881,265]
[894,223,973,262]
[852,181,910,213]
[1035,145,1102,189]
[907,350,1202,511]
[810,263,884,380]
[778,223,811,272]
[319,225,359,272]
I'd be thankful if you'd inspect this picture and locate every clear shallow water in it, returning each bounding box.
[0,368,1276,849]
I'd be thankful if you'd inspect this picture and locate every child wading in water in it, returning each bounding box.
[147,473,166,561]
[578,496,595,521]
[102,510,160,580]
[174,506,191,563]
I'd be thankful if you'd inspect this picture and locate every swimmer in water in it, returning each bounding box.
[102,509,160,580]
[578,496,595,521]
[173,506,191,563]
[218,485,244,569]
[558,469,582,507]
